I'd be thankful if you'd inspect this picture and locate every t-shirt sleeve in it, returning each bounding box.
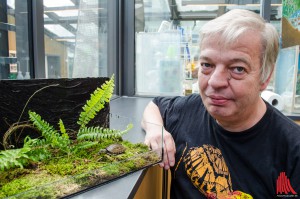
[152,96,185,133]
[287,130,300,193]
[290,146,300,193]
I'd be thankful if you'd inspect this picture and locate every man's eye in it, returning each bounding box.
[232,67,245,74]
[200,63,213,74]
[200,63,212,68]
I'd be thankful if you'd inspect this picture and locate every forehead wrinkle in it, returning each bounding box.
[199,55,212,61]
[229,58,251,67]
[200,51,251,66]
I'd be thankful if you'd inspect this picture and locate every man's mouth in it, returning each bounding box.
[207,95,230,106]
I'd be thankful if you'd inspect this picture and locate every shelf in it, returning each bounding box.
[0,56,17,64]
[0,22,16,32]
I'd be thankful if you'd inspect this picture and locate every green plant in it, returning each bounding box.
[0,146,31,171]
[77,75,114,129]
[29,111,71,152]
[77,123,133,141]
[0,74,133,171]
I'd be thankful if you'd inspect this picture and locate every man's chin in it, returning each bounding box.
[207,106,232,119]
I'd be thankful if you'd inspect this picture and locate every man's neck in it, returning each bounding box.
[216,99,267,132]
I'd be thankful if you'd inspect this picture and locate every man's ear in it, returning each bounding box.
[260,66,274,91]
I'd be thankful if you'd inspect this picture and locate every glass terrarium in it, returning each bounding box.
[0,114,163,199]
[274,45,300,114]
[0,77,163,198]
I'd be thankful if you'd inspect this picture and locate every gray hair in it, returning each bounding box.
[199,9,279,83]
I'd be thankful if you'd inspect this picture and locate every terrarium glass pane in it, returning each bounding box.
[274,45,299,113]
[0,114,163,198]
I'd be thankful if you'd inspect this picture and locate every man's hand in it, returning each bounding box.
[142,101,176,170]
[144,126,176,170]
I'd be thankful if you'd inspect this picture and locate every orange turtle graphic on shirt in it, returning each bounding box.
[176,144,253,199]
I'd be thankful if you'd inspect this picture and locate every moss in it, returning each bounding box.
[134,157,147,168]
[0,171,64,197]
[0,193,6,199]
[44,162,75,176]
[0,141,161,198]
[102,163,121,176]
[122,160,138,170]
[0,169,31,185]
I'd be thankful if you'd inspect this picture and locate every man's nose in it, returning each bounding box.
[207,67,230,88]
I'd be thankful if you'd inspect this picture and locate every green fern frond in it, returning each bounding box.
[77,123,133,141]
[24,136,47,149]
[0,147,31,171]
[29,111,58,141]
[77,126,107,137]
[77,75,115,129]
[28,111,70,150]
[23,136,51,161]
[59,119,69,140]
[59,119,66,134]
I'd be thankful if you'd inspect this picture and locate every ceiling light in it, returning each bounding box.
[182,0,226,6]
[44,0,74,8]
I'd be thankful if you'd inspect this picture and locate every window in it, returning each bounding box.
[135,0,284,97]
[1,0,113,80]
[43,0,108,78]
[0,0,30,79]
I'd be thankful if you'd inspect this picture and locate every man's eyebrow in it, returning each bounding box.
[200,55,251,65]
[229,58,251,66]
[199,55,211,61]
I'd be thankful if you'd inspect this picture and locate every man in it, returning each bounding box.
[142,9,300,198]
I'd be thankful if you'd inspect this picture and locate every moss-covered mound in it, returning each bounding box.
[0,140,160,199]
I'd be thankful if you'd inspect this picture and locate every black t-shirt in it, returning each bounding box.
[153,94,300,199]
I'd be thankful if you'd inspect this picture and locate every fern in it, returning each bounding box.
[0,147,31,171]
[77,123,133,141]
[0,75,126,171]
[59,119,69,140]
[0,136,53,171]
[59,119,66,134]
[23,136,51,162]
[77,75,115,129]
[28,111,70,151]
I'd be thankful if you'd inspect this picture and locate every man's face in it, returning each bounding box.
[198,31,269,127]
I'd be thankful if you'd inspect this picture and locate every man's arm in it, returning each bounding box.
[141,101,176,170]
